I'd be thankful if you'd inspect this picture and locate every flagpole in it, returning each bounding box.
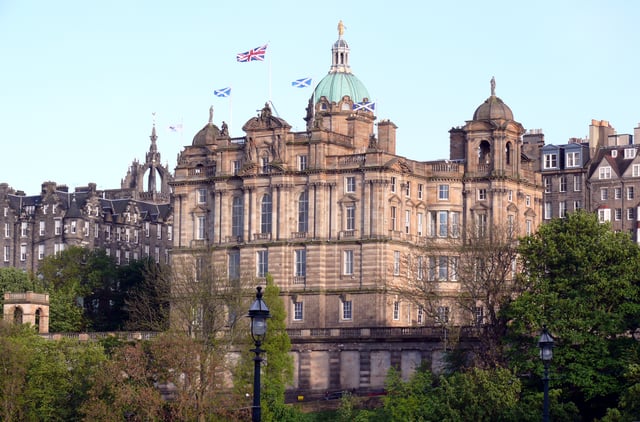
[229,84,233,136]
[267,42,272,102]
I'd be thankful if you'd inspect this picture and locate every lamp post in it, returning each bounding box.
[538,325,554,422]
[248,286,271,422]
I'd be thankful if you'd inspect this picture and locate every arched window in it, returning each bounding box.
[479,141,491,164]
[298,191,309,233]
[35,308,41,331]
[505,142,512,165]
[261,194,272,234]
[232,196,243,238]
[13,307,23,325]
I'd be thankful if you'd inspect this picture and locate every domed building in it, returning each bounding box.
[170,24,542,398]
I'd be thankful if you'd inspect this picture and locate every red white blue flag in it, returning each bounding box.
[236,45,267,62]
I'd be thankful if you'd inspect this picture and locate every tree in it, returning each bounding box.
[124,258,171,331]
[0,267,41,308]
[504,211,640,418]
[396,222,523,368]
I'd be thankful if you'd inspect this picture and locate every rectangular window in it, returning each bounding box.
[526,219,532,235]
[544,202,552,220]
[559,202,567,218]
[390,206,397,231]
[544,177,552,193]
[295,249,306,277]
[628,208,635,220]
[476,214,487,237]
[232,197,243,238]
[451,212,460,237]
[615,187,622,200]
[615,208,622,221]
[436,306,450,323]
[566,151,580,167]
[438,211,448,237]
[261,157,270,173]
[20,244,26,261]
[197,188,207,204]
[393,301,400,320]
[393,250,400,275]
[232,160,241,175]
[473,306,484,326]
[342,300,352,320]
[3,245,9,262]
[38,221,45,236]
[628,187,635,200]
[344,250,354,275]
[478,188,487,200]
[144,222,150,237]
[405,181,411,197]
[390,176,397,193]
[428,256,436,281]
[508,190,513,202]
[543,153,558,169]
[38,244,45,260]
[417,213,424,236]
[417,256,424,280]
[559,176,567,192]
[633,164,640,177]
[417,306,424,325]
[345,176,356,193]
[228,250,240,280]
[418,183,424,200]
[293,302,303,321]
[404,210,410,233]
[599,166,612,179]
[598,208,611,222]
[438,184,449,200]
[574,175,582,191]
[526,195,531,207]
[20,222,28,237]
[438,256,448,280]
[601,189,609,200]
[54,219,62,235]
[95,224,99,238]
[450,256,458,281]
[257,250,269,277]
[574,200,582,210]
[197,216,206,239]
[154,247,160,264]
[298,155,308,171]
[346,205,355,231]
[167,226,172,241]
[428,211,437,237]
[4,223,9,238]
[157,225,162,239]
[625,148,637,159]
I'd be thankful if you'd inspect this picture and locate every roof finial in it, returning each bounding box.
[338,20,345,37]
[490,76,496,96]
[208,105,214,124]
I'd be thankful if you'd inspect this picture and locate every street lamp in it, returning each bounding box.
[248,286,271,422]
[538,325,554,422]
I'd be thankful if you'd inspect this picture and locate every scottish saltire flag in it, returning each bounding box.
[353,101,376,112]
[168,124,183,132]
[236,44,267,62]
[214,87,231,97]
[291,77,312,88]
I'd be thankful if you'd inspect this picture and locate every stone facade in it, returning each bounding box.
[0,124,173,272]
[170,28,543,394]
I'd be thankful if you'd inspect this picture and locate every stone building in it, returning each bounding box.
[541,119,640,242]
[0,124,173,272]
[170,24,543,394]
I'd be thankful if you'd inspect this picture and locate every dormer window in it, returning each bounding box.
[624,148,636,159]
[566,151,580,167]
[599,166,612,179]
[611,150,618,158]
[543,153,558,169]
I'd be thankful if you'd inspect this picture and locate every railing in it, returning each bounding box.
[339,230,357,239]
[253,233,272,241]
[286,325,483,340]
[291,232,308,239]
[293,276,306,285]
[431,162,460,173]
[4,291,49,303]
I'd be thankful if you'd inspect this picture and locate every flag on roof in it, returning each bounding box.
[353,101,376,112]
[236,44,267,62]
[168,124,183,132]
[214,87,231,97]
[291,77,312,88]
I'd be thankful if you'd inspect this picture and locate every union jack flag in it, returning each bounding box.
[236,44,268,62]
[353,101,376,112]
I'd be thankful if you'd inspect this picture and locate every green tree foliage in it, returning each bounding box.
[260,275,297,422]
[505,211,640,418]
[0,321,106,421]
[0,267,41,308]
[381,366,527,421]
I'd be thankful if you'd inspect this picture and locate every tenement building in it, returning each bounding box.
[541,119,640,242]
[0,124,173,272]
[170,24,543,394]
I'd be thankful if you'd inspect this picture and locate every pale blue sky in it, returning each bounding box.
[1,0,638,194]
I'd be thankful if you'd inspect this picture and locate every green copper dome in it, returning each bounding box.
[314,72,370,103]
[313,21,370,104]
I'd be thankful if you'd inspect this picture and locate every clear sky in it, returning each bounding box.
[2,0,638,195]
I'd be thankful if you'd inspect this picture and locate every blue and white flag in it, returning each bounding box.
[214,87,231,97]
[291,77,312,88]
[353,101,375,112]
